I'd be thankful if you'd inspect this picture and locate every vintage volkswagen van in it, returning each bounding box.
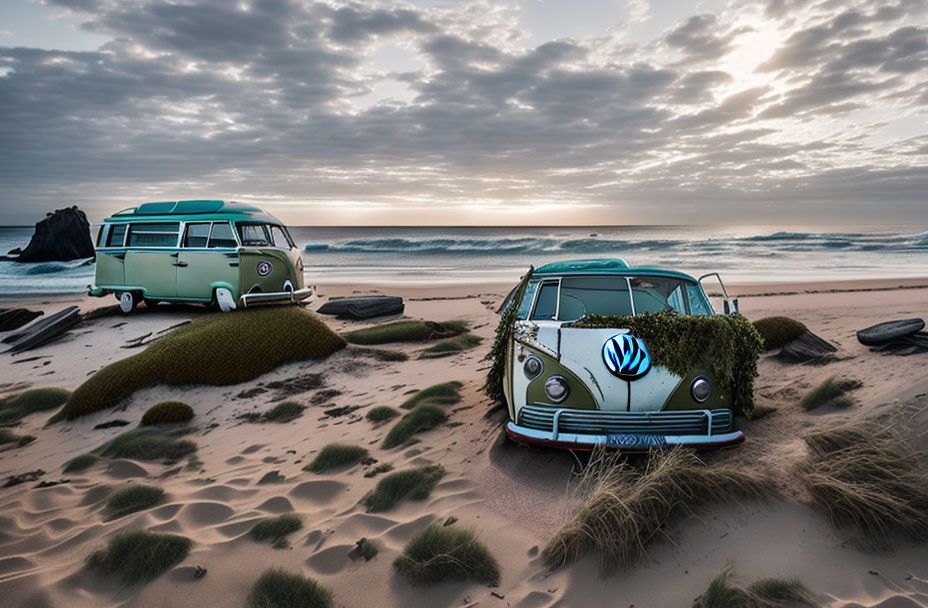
[89,200,312,313]
[502,259,745,451]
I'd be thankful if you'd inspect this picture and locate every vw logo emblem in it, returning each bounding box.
[602,333,652,380]
[256,260,273,276]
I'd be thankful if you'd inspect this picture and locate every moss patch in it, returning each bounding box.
[61,307,345,419]
[97,429,196,462]
[394,524,500,587]
[361,464,445,512]
[366,406,400,423]
[0,387,70,424]
[563,311,764,417]
[382,404,447,449]
[799,378,861,411]
[484,269,534,404]
[694,561,818,608]
[88,530,190,584]
[251,514,303,544]
[753,316,808,351]
[141,401,194,425]
[419,334,483,359]
[63,453,98,473]
[304,443,369,473]
[106,484,165,517]
[343,320,468,345]
[400,381,463,410]
[247,568,332,608]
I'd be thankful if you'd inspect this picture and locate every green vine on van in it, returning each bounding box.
[484,267,534,405]
[565,311,763,417]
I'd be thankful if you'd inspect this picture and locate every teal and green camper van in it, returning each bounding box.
[89,200,312,313]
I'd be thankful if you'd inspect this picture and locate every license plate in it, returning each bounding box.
[603,433,667,449]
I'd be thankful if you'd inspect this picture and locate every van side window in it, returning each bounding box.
[531,282,559,320]
[208,222,237,248]
[237,223,270,246]
[127,223,180,247]
[268,225,292,248]
[106,224,127,247]
[184,223,211,248]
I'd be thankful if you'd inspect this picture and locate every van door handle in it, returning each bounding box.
[173,261,188,267]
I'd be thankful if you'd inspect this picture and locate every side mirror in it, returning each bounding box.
[732,298,739,314]
[723,300,731,315]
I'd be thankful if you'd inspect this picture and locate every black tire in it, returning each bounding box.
[857,318,925,346]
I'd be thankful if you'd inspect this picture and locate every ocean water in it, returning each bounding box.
[1,225,927,297]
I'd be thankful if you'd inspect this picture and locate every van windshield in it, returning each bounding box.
[237,223,270,246]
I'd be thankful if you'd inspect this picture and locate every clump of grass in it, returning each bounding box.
[247,568,332,608]
[251,514,303,545]
[87,530,191,584]
[0,428,33,447]
[64,453,98,473]
[693,561,818,608]
[141,401,194,425]
[365,463,394,478]
[799,378,861,411]
[0,387,70,424]
[348,538,378,561]
[17,434,36,447]
[382,404,447,448]
[400,381,463,410]
[343,320,468,345]
[753,316,808,350]
[304,443,369,473]
[419,334,483,359]
[361,464,445,512]
[366,406,400,423]
[543,447,772,573]
[263,401,306,422]
[98,429,196,462]
[106,484,165,517]
[60,307,346,420]
[394,524,500,587]
[796,423,928,549]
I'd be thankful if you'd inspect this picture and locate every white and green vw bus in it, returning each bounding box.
[89,200,312,313]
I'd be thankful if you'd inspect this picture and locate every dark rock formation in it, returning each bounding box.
[14,206,94,263]
[774,331,838,364]
[0,308,43,332]
[317,296,404,320]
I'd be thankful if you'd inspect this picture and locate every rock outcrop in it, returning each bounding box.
[14,207,94,263]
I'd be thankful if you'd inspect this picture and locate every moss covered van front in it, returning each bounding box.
[89,200,312,313]
[491,259,762,452]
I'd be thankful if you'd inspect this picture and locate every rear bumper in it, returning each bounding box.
[239,286,313,307]
[505,421,745,452]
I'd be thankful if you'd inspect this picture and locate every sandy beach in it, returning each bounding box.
[1,279,927,608]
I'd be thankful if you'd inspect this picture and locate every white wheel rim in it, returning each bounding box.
[216,288,236,312]
[119,292,134,313]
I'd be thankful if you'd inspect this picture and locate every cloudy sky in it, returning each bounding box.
[1,0,927,226]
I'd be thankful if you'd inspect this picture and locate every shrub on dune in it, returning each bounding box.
[693,561,818,608]
[305,443,369,473]
[394,524,500,587]
[59,308,346,420]
[63,453,98,473]
[247,568,332,608]
[98,428,196,462]
[343,320,468,345]
[88,530,190,584]
[0,387,70,424]
[543,447,772,574]
[798,378,861,411]
[753,316,807,351]
[418,335,483,359]
[251,514,303,545]
[141,401,194,425]
[366,406,400,423]
[361,464,445,512]
[382,404,447,448]
[106,484,165,517]
[262,401,306,422]
[400,381,463,410]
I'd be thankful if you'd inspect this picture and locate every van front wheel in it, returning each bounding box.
[214,288,237,313]
[118,291,139,314]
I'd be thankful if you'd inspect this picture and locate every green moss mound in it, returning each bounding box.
[400,381,463,410]
[251,514,303,544]
[382,404,447,449]
[305,443,369,473]
[106,484,165,516]
[141,401,194,425]
[343,320,468,345]
[247,568,332,608]
[564,311,764,417]
[263,401,306,422]
[63,453,98,473]
[799,378,861,411]
[366,406,400,423]
[693,561,818,608]
[0,387,70,424]
[394,524,500,587]
[61,308,346,419]
[419,334,483,359]
[88,530,191,585]
[362,464,445,512]
[753,316,807,351]
[484,269,534,404]
[98,429,196,461]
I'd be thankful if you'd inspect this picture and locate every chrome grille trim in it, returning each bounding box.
[517,404,733,439]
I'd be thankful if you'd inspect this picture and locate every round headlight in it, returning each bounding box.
[523,355,543,380]
[544,375,570,403]
[691,376,711,403]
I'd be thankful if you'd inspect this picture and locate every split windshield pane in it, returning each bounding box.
[558,277,632,320]
[208,222,237,248]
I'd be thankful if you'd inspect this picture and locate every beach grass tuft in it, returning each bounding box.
[87,530,191,584]
[382,404,447,448]
[543,447,772,573]
[343,320,468,345]
[366,406,400,423]
[0,387,71,424]
[799,378,861,411]
[418,334,483,359]
[263,401,306,422]
[304,443,369,473]
[399,381,463,410]
[106,484,165,517]
[394,524,500,587]
[362,464,445,512]
[98,428,196,462]
[693,561,818,608]
[60,307,345,420]
[141,401,194,425]
[63,453,99,473]
[753,316,808,351]
[251,514,303,544]
[247,568,333,608]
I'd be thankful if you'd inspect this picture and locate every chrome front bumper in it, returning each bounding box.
[239,286,313,307]
[506,421,744,451]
